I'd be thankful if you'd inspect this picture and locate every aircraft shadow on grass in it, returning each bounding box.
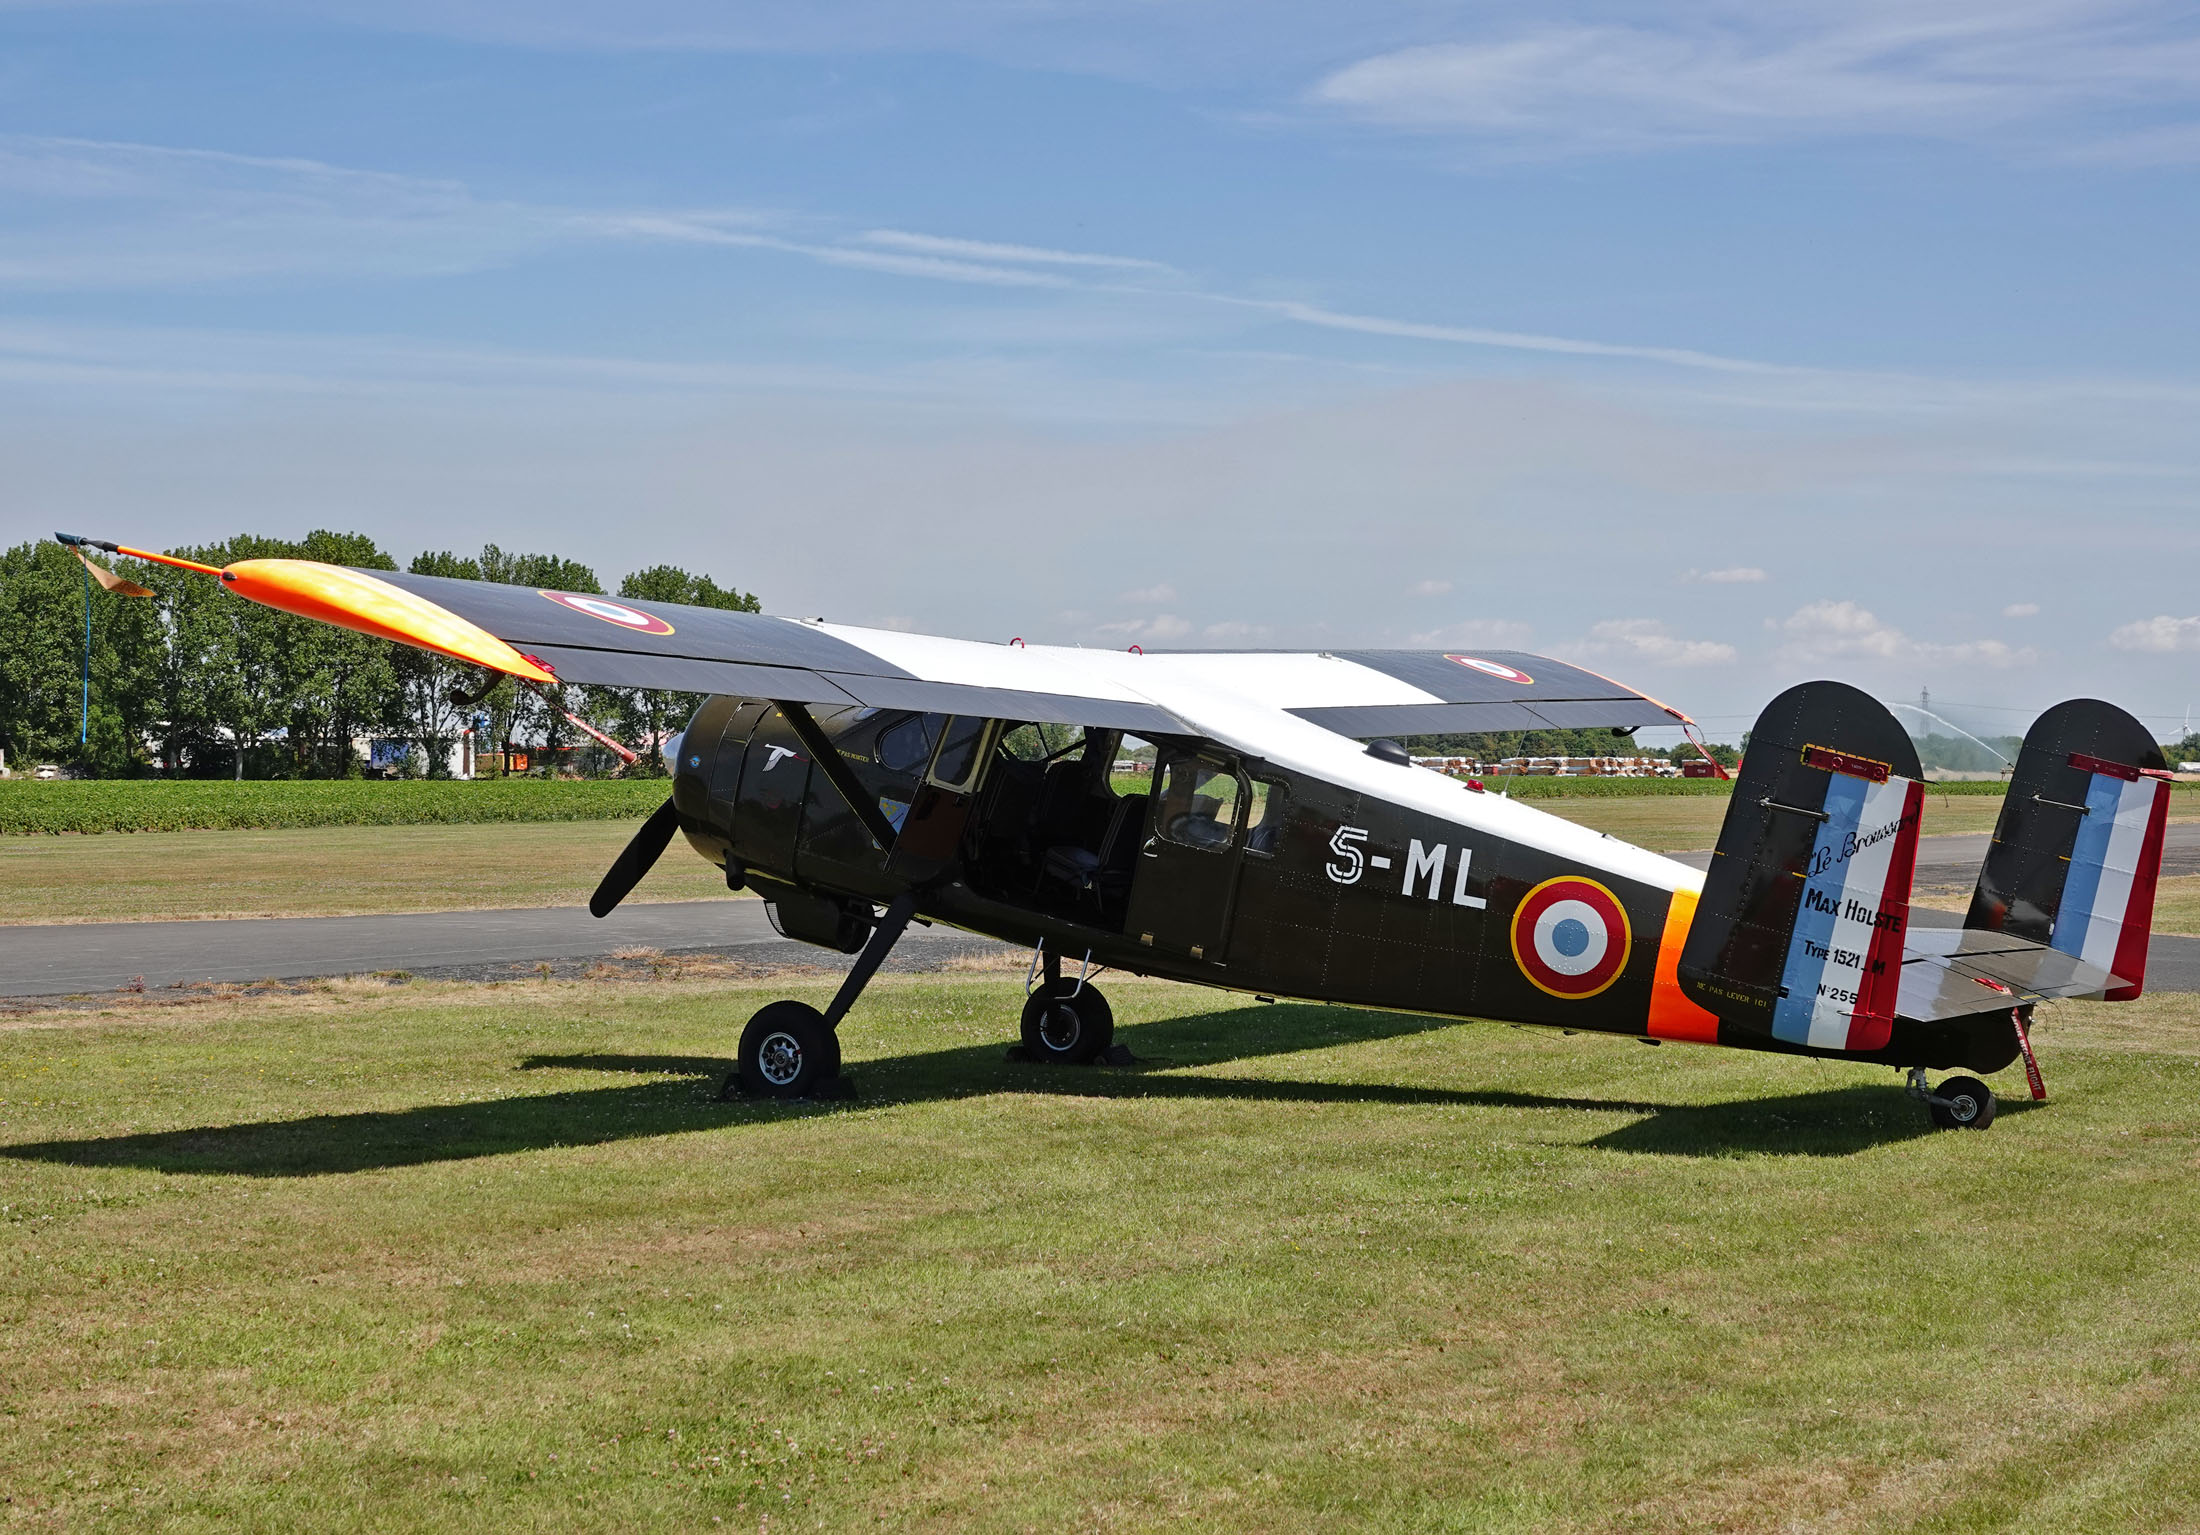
[1,1002,1968,1177]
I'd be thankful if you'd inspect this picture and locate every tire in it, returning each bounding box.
[1930,1074,1997,1130]
[736,1001,841,1099]
[1019,981,1114,1066]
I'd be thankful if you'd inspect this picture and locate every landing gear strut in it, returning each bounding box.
[1907,1066,1997,1130]
[727,893,916,1100]
[1018,942,1114,1065]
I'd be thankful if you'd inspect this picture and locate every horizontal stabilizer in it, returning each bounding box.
[1898,928,2127,1020]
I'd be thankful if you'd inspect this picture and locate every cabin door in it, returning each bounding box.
[1122,750,1246,962]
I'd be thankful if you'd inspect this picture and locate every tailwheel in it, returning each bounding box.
[1929,1074,1997,1131]
[730,1000,841,1100]
[1019,981,1114,1066]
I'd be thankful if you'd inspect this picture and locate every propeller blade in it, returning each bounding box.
[590,797,681,918]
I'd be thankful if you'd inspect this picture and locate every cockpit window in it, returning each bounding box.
[1154,756,1241,851]
[876,714,940,775]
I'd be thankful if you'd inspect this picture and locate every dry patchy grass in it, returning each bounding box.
[3,973,2199,1530]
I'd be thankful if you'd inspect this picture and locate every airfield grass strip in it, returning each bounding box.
[0,779,671,835]
[1,974,2198,1530]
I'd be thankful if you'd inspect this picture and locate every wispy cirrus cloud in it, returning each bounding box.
[1310,2,2200,158]
[859,229,1177,275]
[0,133,1783,372]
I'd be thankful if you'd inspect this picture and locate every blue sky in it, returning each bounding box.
[4,1,2199,743]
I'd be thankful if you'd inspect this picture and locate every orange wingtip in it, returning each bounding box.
[218,560,557,684]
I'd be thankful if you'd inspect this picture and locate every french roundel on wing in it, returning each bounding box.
[1509,876,1632,1000]
[539,590,676,636]
[1445,654,1533,685]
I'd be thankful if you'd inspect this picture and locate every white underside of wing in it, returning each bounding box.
[813,625,1700,896]
[814,625,1157,703]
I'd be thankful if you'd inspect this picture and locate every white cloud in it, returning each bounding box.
[1093,613,1193,643]
[1681,566,1767,583]
[2110,615,2200,652]
[1405,618,1535,649]
[1775,599,2033,668]
[2003,601,2040,618]
[1202,619,1272,642]
[1310,4,2200,156]
[1572,618,1736,667]
[1408,578,1454,596]
[1117,582,1177,605]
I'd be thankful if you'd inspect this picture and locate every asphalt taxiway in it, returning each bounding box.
[6,825,2198,1000]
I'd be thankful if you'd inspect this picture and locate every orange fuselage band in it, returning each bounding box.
[219,560,557,684]
[1646,886,1722,1044]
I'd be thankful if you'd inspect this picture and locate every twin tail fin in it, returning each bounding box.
[1678,681,1924,1052]
[1966,698,2170,1000]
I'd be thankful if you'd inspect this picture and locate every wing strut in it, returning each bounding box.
[778,701,901,851]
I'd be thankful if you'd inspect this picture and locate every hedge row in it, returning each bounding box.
[18,770,2175,835]
[0,779,673,835]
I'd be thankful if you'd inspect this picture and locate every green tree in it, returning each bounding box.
[397,550,487,778]
[610,564,761,773]
[459,544,603,774]
[163,531,406,778]
[0,540,165,776]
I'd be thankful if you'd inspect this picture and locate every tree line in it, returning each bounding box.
[0,531,756,778]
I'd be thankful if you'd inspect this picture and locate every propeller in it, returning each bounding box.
[590,797,681,918]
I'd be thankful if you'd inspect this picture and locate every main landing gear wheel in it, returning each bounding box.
[1020,981,1114,1066]
[732,1000,841,1100]
[1929,1074,1997,1131]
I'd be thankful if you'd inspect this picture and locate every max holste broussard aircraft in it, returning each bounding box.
[62,533,2175,1131]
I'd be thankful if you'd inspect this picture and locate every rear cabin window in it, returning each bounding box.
[998,722,1085,763]
[929,717,992,791]
[1155,757,1240,850]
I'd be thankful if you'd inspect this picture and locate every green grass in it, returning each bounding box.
[0,779,672,836]
[4,971,2198,1531]
[0,820,737,923]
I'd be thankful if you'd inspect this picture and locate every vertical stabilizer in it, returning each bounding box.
[1679,682,1925,1050]
[1966,699,2169,999]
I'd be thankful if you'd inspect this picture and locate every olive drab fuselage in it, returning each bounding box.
[675,697,1693,1041]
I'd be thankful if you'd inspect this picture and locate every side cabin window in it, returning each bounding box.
[927,716,995,793]
[1154,755,1242,851]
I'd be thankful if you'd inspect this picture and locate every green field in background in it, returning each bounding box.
[0,779,671,835]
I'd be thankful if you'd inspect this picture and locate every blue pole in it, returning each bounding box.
[80,559,91,746]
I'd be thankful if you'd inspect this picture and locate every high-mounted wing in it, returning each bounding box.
[1124,648,1689,735]
[369,570,1188,734]
[54,540,1686,742]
